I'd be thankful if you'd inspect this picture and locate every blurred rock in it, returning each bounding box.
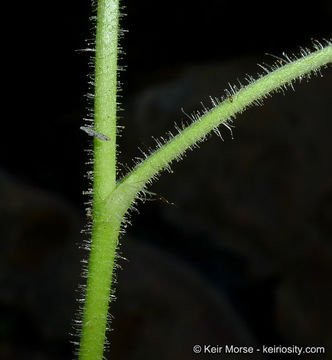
[0,169,260,359]
[110,239,260,360]
[0,169,82,359]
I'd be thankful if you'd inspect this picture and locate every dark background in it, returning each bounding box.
[1,1,332,359]
[2,1,332,195]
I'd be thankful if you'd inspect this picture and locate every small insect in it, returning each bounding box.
[144,190,176,206]
[80,126,110,141]
[229,95,233,103]
[156,195,176,206]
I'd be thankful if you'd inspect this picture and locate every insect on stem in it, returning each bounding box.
[80,126,111,141]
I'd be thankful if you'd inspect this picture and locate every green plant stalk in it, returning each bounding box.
[112,44,332,217]
[78,1,331,356]
[78,0,119,359]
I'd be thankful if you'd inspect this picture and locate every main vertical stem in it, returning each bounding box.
[79,0,120,359]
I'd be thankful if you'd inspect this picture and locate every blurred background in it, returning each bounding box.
[1,0,331,359]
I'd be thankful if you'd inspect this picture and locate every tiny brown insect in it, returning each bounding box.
[229,96,233,103]
[157,195,176,206]
[144,190,176,206]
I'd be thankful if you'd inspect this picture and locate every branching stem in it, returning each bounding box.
[77,1,332,358]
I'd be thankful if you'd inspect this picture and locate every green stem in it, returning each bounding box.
[79,0,119,359]
[113,44,332,217]
[78,2,331,356]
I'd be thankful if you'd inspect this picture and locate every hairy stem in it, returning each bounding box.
[78,2,331,356]
[113,44,332,217]
[79,0,119,359]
